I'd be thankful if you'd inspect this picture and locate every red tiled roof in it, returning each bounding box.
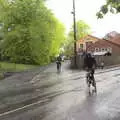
[106,31,119,38]
[87,38,120,51]
[109,34,120,46]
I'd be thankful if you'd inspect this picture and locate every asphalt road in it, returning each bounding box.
[0,62,120,120]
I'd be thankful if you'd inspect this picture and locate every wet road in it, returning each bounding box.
[0,62,120,120]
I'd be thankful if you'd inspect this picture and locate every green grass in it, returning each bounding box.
[0,61,39,72]
[0,62,39,80]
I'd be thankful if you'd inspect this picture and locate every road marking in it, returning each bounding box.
[0,91,64,117]
[0,99,49,117]
[0,88,81,117]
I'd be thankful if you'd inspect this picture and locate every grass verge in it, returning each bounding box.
[0,62,39,80]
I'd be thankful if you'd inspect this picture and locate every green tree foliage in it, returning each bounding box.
[0,0,66,65]
[64,20,91,57]
[97,0,120,18]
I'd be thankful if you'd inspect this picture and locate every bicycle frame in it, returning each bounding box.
[86,70,97,94]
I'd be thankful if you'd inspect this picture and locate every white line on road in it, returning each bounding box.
[0,98,49,117]
[0,89,79,117]
[0,91,64,117]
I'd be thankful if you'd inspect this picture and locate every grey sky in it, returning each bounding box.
[46,0,120,38]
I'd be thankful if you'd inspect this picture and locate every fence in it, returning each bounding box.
[71,55,120,69]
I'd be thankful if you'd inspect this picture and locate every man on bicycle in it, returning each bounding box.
[56,55,62,72]
[83,52,97,92]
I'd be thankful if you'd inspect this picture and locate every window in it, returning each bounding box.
[79,44,83,49]
[101,48,105,51]
[107,47,112,52]
[105,48,108,51]
[95,48,99,52]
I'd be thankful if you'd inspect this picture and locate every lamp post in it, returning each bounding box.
[72,0,77,68]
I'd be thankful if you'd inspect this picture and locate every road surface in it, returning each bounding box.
[0,62,120,120]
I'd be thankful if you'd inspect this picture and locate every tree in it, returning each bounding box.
[64,20,91,57]
[0,0,66,65]
[97,0,120,18]
[0,24,4,40]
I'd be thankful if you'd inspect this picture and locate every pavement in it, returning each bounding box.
[0,61,120,120]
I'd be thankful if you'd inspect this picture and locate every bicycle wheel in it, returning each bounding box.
[92,79,97,93]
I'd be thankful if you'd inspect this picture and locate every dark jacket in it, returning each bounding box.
[56,56,62,65]
[84,55,96,69]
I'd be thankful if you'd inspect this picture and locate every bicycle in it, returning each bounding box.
[86,69,97,94]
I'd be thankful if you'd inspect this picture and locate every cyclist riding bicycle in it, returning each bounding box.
[83,53,97,93]
[56,55,62,72]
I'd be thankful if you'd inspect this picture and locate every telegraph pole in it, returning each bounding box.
[72,0,77,68]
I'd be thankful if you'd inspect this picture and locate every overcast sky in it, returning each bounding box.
[46,0,120,38]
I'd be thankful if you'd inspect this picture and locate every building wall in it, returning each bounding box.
[87,39,120,56]
[76,35,99,52]
[71,36,120,69]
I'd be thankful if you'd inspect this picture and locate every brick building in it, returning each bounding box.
[71,32,120,69]
[76,35,100,53]
[86,31,120,55]
[86,33,120,67]
[87,39,120,56]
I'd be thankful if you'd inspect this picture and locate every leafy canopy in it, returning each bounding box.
[64,20,91,57]
[0,0,66,65]
[97,0,120,18]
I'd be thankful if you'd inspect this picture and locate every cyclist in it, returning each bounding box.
[56,55,62,72]
[83,53,97,92]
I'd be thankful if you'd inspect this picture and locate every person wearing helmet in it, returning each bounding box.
[56,55,62,72]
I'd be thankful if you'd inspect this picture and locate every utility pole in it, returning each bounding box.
[72,0,77,68]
